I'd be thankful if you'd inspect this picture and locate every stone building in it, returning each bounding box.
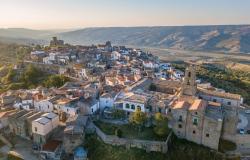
[152,80,181,95]
[8,110,29,134]
[15,111,36,138]
[197,87,241,142]
[180,64,197,96]
[32,112,59,145]
[63,115,88,154]
[50,37,64,47]
[169,64,241,150]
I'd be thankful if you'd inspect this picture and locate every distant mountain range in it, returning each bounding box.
[0,25,250,54]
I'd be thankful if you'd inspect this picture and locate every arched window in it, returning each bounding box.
[179,115,183,122]
[137,106,141,111]
[193,118,198,125]
[131,104,135,110]
[125,103,130,109]
[188,72,191,77]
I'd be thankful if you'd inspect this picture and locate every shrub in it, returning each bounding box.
[149,83,157,91]
[218,139,237,153]
[115,128,123,138]
[111,109,126,119]
[43,74,69,88]
[153,113,169,138]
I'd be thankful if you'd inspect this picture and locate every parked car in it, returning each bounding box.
[240,129,245,134]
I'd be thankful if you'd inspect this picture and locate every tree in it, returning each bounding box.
[43,75,69,88]
[111,109,126,119]
[153,113,169,138]
[20,64,43,87]
[16,46,32,61]
[154,112,164,122]
[35,45,42,50]
[149,83,157,91]
[1,67,16,84]
[130,108,147,132]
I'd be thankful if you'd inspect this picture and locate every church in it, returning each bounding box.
[169,64,242,150]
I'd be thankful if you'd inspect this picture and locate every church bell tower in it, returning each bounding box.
[181,64,197,96]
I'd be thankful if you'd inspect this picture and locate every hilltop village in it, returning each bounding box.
[0,37,248,160]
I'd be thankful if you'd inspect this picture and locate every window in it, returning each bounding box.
[206,133,209,137]
[227,101,231,106]
[213,99,217,102]
[148,105,152,112]
[158,108,162,113]
[168,109,171,113]
[125,103,130,109]
[91,108,94,113]
[187,80,190,85]
[178,124,182,128]
[137,106,141,111]
[35,127,37,132]
[178,115,183,122]
[193,118,198,126]
[48,105,49,109]
[195,112,198,115]
[188,72,191,77]
[193,130,196,134]
[131,105,135,110]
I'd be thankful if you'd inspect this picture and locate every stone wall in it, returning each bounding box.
[92,123,171,153]
[201,116,222,150]
[63,134,84,154]
[236,134,250,149]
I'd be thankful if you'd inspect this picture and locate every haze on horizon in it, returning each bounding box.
[0,0,249,30]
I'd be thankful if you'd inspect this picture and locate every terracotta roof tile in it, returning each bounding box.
[42,140,62,152]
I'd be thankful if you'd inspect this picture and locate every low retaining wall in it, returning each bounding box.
[92,123,171,153]
[236,134,250,149]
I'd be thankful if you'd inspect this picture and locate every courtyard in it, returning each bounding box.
[94,120,170,141]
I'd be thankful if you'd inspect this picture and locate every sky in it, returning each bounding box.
[0,0,249,30]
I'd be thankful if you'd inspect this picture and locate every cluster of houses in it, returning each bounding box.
[0,38,246,159]
[29,37,184,81]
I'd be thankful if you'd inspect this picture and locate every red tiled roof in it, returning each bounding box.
[42,140,62,152]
